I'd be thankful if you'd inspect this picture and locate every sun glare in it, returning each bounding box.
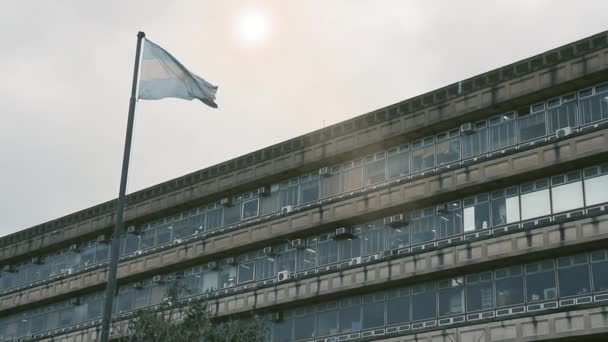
[237,10,270,45]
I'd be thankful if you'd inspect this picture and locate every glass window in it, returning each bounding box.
[489,113,517,151]
[462,122,488,159]
[139,226,155,250]
[362,293,385,329]
[463,195,490,232]
[360,222,385,256]
[296,238,317,270]
[316,302,338,336]
[520,181,551,220]
[277,248,296,273]
[320,166,342,198]
[273,311,293,342]
[338,297,361,333]
[584,170,608,206]
[218,264,236,289]
[436,201,463,238]
[525,260,557,302]
[412,283,436,321]
[551,173,584,213]
[279,180,299,208]
[557,254,590,297]
[548,100,577,133]
[174,213,200,240]
[495,265,524,307]
[386,287,410,325]
[317,235,338,266]
[95,240,109,263]
[338,235,361,261]
[518,110,547,141]
[299,176,320,203]
[223,203,241,226]
[387,146,409,179]
[364,154,386,186]
[237,261,255,284]
[466,272,494,311]
[579,91,608,125]
[206,207,223,230]
[387,220,410,250]
[242,199,259,220]
[293,306,315,340]
[591,250,608,292]
[255,256,276,281]
[436,131,460,166]
[156,222,172,245]
[80,242,96,267]
[438,278,464,317]
[342,160,364,192]
[491,188,520,226]
[411,208,436,244]
[412,138,435,173]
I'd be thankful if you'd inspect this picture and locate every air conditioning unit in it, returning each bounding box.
[69,297,81,306]
[383,216,393,225]
[350,257,362,266]
[277,270,290,282]
[460,123,474,135]
[281,205,294,215]
[556,126,573,139]
[2,265,16,273]
[207,261,218,270]
[172,238,182,245]
[32,256,44,265]
[132,281,144,289]
[387,214,407,227]
[220,197,233,207]
[270,312,283,322]
[263,246,275,256]
[334,227,354,239]
[69,243,80,253]
[97,234,110,244]
[226,257,237,265]
[257,186,270,196]
[290,239,305,249]
[436,204,449,214]
[126,225,139,235]
[319,167,331,177]
[152,275,167,284]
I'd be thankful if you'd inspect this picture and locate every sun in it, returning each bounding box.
[237,10,270,45]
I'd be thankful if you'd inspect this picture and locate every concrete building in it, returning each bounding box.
[2,30,608,342]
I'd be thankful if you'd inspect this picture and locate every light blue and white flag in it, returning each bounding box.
[138,38,218,108]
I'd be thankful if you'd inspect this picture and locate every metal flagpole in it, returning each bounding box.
[99,30,145,342]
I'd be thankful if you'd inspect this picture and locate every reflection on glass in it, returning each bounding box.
[412,283,436,321]
[495,266,524,307]
[525,261,556,302]
[551,182,584,213]
[316,303,338,336]
[293,307,315,341]
[438,278,464,316]
[411,208,436,244]
[365,159,386,185]
[466,272,494,311]
[412,145,435,173]
[436,138,460,166]
[386,288,410,325]
[518,111,547,141]
[387,150,409,179]
[557,255,590,297]
[342,163,363,192]
[462,127,488,159]
[584,174,608,206]
[548,101,577,133]
[579,92,608,124]
[520,189,551,220]
[489,115,517,150]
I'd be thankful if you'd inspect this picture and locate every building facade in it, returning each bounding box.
[2,31,608,342]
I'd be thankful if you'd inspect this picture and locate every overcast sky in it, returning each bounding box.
[1,1,607,237]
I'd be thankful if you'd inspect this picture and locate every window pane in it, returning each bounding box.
[255,257,275,281]
[436,208,463,238]
[387,151,409,179]
[318,239,338,266]
[386,289,410,325]
[362,294,385,329]
[466,276,494,311]
[462,128,488,159]
[272,315,292,342]
[218,265,236,289]
[579,92,608,125]
[551,181,584,213]
[592,257,608,292]
[121,234,139,255]
[412,284,436,321]
[491,196,520,226]
[339,298,361,333]
[387,223,410,249]
[365,159,386,186]
[495,267,524,307]
[321,172,341,198]
[242,199,259,220]
[518,112,547,141]
[293,307,315,341]
[584,174,608,206]
[558,255,590,297]
[548,101,577,133]
[521,189,551,220]
[463,202,490,232]
[342,164,363,192]
[279,184,299,208]
[438,279,464,317]
[260,187,279,216]
[436,138,460,166]
[360,223,384,256]
[297,243,317,270]
[206,208,223,230]
[237,261,254,284]
[300,179,319,203]
[411,210,436,244]
[156,223,172,245]
[526,262,557,302]
[338,237,361,261]
[412,145,435,173]
[316,305,338,336]
[489,117,517,150]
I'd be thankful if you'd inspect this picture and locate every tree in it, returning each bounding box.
[116,283,268,342]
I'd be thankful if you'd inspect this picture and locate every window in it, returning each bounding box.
[218,264,236,289]
[520,179,551,220]
[411,208,436,244]
[584,165,608,206]
[242,198,259,220]
[297,238,317,270]
[182,267,202,296]
[223,203,241,226]
[299,174,320,203]
[201,269,219,292]
[387,219,410,249]
[255,255,275,281]
[466,272,494,311]
[364,153,386,185]
[156,222,172,245]
[557,254,590,297]
[495,265,524,307]
[463,194,490,232]
[412,283,436,321]
[548,99,577,133]
[387,145,410,179]
[490,187,520,226]
[321,166,342,198]
[591,250,608,292]
[435,130,460,166]
[551,172,584,213]
[338,297,361,333]
[412,137,435,173]
[525,260,557,302]
[579,87,608,125]
[316,302,338,336]
[436,201,463,238]
[293,306,315,341]
[462,121,488,159]
[489,113,517,151]
[277,247,296,273]
[438,278,464,317]
[338,233,361,261]
[342,160,364,192]
[317,235,338,266]
[362,293,385,329]
[273,311,293,342]
[386,287,410,325]
[174,211,201,239]
[140,226,155,250]
[279,179,299,208]
[360,222,385,256]
[206,206,223,230]
[518,108,547,141]
[260,185,279,216]
[237,255,255,284]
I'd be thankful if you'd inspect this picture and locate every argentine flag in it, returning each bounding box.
[138,39,218,108]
